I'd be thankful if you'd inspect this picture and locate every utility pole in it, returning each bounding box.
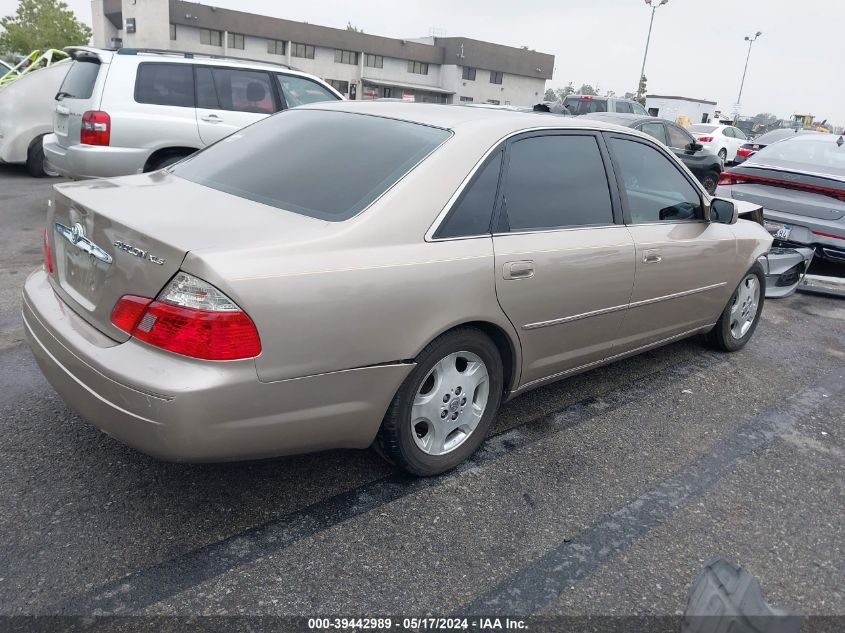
[637,0,669,102]
[736,31,763,114]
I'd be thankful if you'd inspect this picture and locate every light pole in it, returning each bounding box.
[636,0,669,102]
[736,31,762,113]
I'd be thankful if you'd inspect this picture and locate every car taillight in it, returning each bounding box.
[697,136,714,142]
[80,110,110,146]
[42,228,53,273]
[717,171,845,201]
[110,272,261,361]
[736,146,753,156]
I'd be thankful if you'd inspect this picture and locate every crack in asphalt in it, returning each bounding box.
[455,369,844,616]
[52,352,726,614]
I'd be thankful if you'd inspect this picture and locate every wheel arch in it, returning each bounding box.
[142,146,199,172]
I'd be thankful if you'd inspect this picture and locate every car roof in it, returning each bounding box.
[296,100,651,138]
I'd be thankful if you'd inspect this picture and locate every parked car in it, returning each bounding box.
[583,112,723,194]
[734,128,824,165]
[43,47,342,179]
[717,133,845,265]
[25,103,772,476]
[688,124,748,164]
[0,59,14,77]
[562,95,649,116]
[0,59,71,176]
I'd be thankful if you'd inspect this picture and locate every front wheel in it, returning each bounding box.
[706,263,765,352]
[26,135,58,178]
[376,327,503,476]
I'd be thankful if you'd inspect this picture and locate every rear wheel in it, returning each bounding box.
[700,170,720,195]
[26,135,58,178]
[706,263,765,352]
[376,327,503,476]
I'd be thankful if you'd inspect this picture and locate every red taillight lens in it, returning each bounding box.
[697,136,714,142]
[718,172,744,186]
[80,110,110,146]
[42,228,53,273]
[717,171,845,201]
[110,273,262,361]
[736,147,753,156]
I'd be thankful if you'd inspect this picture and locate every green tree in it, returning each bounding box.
[578,84,597,96]
[346,21,363,33]
[554,82,574,100]
[0,0,91,54]
[636,75,647,105]
[543,87,556,101]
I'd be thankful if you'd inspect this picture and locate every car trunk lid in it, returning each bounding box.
[47,172,332,342]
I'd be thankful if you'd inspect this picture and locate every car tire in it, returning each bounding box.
[705,262,765,352]
[26,135,58,178]
[375,327,503,476]
[717,148,728,164]
[700,170,720,195]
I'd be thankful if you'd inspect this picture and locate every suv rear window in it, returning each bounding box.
[563,97,608,115]
[173,109,451,221]
[135,63,194,108]
[59,59,100,100]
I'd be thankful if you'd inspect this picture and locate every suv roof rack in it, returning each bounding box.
[116,48,299,71]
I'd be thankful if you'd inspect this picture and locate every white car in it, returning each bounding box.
[0,59,71,176]
[43,47,342,179]
[688,123,748,164]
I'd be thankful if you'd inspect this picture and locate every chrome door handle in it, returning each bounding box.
[503,260,535,280]
[201,114,223,123]
[642,250,662,264]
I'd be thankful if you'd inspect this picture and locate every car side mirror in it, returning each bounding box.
[688,141,703,152]
[709,198,738,225]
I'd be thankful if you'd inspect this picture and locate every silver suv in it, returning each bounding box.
[563,95,649,116]
[43,47,342,179]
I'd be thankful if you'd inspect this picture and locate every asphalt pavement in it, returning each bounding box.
[0,165,842,629]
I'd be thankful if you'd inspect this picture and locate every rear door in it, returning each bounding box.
[492,132,635,388]
[664,122,712,177]
[605,134,736,349]
[53,51,107,149]
[195,66,278,145]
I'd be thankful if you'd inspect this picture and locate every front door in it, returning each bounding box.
[492,132,635,388]
[194,66,277,145]
[604,134,737,351]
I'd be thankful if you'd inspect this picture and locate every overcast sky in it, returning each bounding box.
[3,0,842,123]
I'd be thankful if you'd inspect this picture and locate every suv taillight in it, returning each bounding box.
[80,110,110,146]
[110,272,261,361]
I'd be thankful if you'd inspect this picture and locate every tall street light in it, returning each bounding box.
[636,0,669,102]
[736,31,763,113]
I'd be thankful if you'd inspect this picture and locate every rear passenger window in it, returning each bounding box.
[207,68,276,114]
[135,63,194,107]
[59,59,100,99]
[499,135,613,232]
[608,137,702,224]
[435,151,502,238]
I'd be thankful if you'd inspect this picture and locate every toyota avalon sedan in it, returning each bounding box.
[23,101,772,476]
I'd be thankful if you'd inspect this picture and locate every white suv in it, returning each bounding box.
[44,47,342,179]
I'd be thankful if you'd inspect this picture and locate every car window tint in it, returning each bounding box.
[195,67,218,108]
[563,97,608,115]
[732,127,747,140]
[501,135,613,231]
[615,101,634,114]
[59,60,100,99]
[209,68,275,114]
[172,109,450,221]
[435,151,502,238]
[277,74,338,107]
[639,122,667,145]
[135,63,194,107]
[722,127,734,138]
[630,101,649,116]
[609,137,702,224]
[666,124,692,149]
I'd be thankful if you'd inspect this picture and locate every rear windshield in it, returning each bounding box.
[750,137,845,173]
[689,124,717,134]
[172,109,451,221]
[59,59,100,100]
[753,129,801,145]
[563,97,608,115]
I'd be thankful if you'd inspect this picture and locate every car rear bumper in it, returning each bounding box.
[43,134,149,180]
[22,269,413,461]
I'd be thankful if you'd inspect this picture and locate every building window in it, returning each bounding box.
[200,28,223,47]
[462,67,476,81]
[364,53,383,68]
[486,99,500,105]
[267,39,285,56]
[170,24,176,41]
[227,32,244,50]
[291,42,315,59]
[460,96,473,103]
[334,49,358,65]
[326,79,350,95]
[407,60,429,75]
[489,71,503,85]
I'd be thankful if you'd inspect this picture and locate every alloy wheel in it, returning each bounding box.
[729,274,760,339]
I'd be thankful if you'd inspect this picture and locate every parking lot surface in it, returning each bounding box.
[0,166,843,623]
